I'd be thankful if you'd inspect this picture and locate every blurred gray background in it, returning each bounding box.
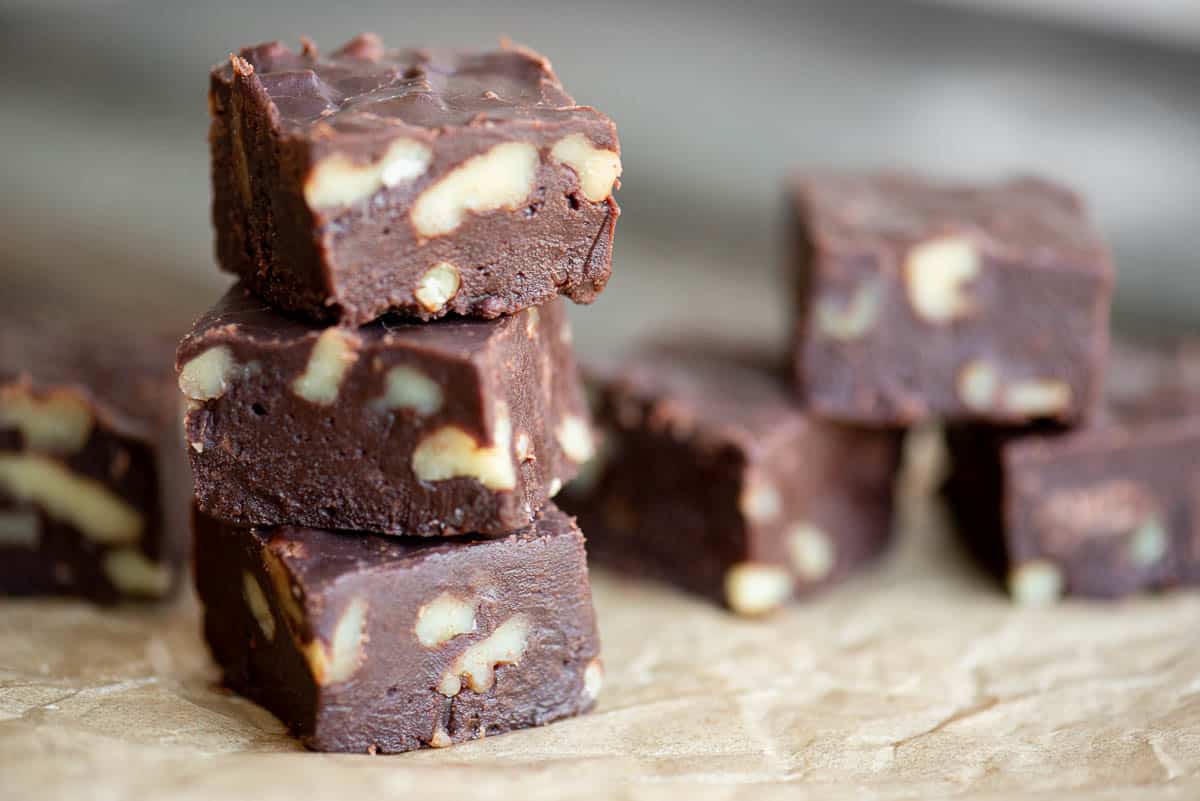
[2,0,1198,352]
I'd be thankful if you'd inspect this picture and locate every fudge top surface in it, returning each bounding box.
[214,34,610,138]
[790,172,1111,269]
[253,505,578,588]
[596,343,809,446]
[178,284,542,364]
[1,306,177,436]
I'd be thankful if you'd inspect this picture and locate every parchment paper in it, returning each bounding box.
[3,433,1200,801]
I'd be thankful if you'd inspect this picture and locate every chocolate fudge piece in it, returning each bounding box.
[210,34,621,325]
[193,504,602,753]
[0,315,186,602]
[177,285,593,537]
[789,173,1113,425]
[560,343,902,615]
[945,339,1200,604]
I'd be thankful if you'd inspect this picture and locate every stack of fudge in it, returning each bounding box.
[176,35,622,753]
[566,172,1200,611]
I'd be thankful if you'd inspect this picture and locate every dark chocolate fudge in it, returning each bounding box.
[177,285,593,537]
[210,34,621,325]
[560,343,902,615]
[0,315,187,602]
[789,173,1113,425]
[945,339,1200,604]
[194,504,602,753]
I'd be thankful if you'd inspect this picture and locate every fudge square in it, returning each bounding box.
[176,285,594,537]
[194,504,602,753]
[0,313,187,602]
[210,34,621,325]
[944,339,1200,604]
[560,343,902,616]
[789,172,1114,425]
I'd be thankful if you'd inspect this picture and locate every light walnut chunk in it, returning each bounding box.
[0,509,39,548]
[814,279,883,341]
[373,365,443,416]
[957,360,1000,412]
[415,592,477,647]
[263,547,305,629]
[724,563,792,616]
[293,329,359,405]
[550,133,622,202]
[1005,379,1072,417]
[525,307,539,338]
[0,454,142,544]
[1008,560,1064,606]
[515,432,533,462]
[582,658,604,702]
[548,477,563,497]
[243,571,276,640]
[904,235,980,324]
[411,142,539,238]
[786,523,835,581]
[412,404,516,490]
[414,262,461,313]
[304,597,369,686]
[429,725,453,749]
[1129,518,1168,567]
[304,137,432,209]
[438,614,531,696]
[103,549,171,597]
[179,346,236,401]
[0,385,94,453]
[556,415,595,464]
[740,479,782,524]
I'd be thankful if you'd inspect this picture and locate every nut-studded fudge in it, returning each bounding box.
[789,173,1113,425]
[0,315,187,602]
[210,34,621,325]
[560,343,902,616]
[194,504,602,753]
[177,285,593,537]
[944,339,1200,604]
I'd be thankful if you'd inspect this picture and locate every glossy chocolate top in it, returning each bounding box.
[791,172,1111,267]
[216,34,601,135]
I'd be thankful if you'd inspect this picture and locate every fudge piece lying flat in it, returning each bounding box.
[789,172,1113,425]
[210,34,621,325]
[194,504,602,753]
[177,285,593,536]
[560,343,902,616]
[0,315,186,602]
[945,339,1200,604]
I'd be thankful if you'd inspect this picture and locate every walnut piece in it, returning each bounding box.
[957,360,999,412]
[415,592,477,647]
[0,454,142,544]
[411,142,539,237]
[414,262,461,313]
[723,562,792,616]
[429,725,453,749]
[556,415,595,464]
[1008,560,1064,606]
[582,658,604,702]
[740,478,782,524]
[243,571,276,641]
[814,279,882,341]
[179,346,236,401]
[103,548,171,597]
[1129,517,1168,567]
[525,307,540,338]
[903,235,980,324]
[0,385,94,453]
[0,509,39,548]
[373,365,443,416]
[438,614,531,696]
[549,133,622,202]
[304,597,369,686]
[786,523,835,581]
[412,404,516,490]
[293,328,359,405]
[1005,378,1072,417]
[304,138,432,209]
[263,546,305,629]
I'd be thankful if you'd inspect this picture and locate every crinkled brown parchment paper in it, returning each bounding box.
[2,433,1199,801]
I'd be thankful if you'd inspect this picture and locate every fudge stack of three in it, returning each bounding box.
[175,34,622,753]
